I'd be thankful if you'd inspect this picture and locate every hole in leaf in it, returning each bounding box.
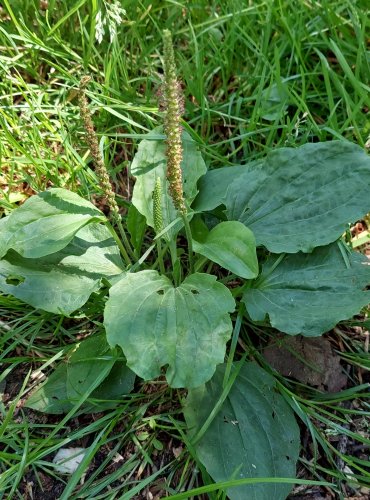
[156,289,165,295]
[190,289,199,294]
[6,275,25,286]
[271,411,276,419]
[286,455,290,461]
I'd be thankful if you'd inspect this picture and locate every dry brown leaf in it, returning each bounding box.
[263,336,347,392]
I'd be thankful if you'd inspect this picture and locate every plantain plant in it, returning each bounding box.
[1,30,370,499]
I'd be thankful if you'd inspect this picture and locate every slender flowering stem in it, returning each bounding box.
[162,30,186,214]
[181,212,194,274]
[105,221,131,266]
[162,30,194,274]
[78,77,120,222]
[78,77,135,263]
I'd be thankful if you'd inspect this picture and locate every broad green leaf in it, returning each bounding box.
[26,364,72,414]
[192,165,247,212]
[243,243,370,336]
[66,334,136,411]
[0,188,106,258]
[193,221,258,279]
[190,214,210,243]
[26,335,136,414]
[86,359,136,412]
[104,271,235,388]
[224,141,370,253]
[66,334,115,401]
[131,126,206,239]
[184,362,300,500]
[0,224,124,315]
[127,204,147,255]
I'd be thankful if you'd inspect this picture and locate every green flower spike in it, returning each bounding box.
[153,176,164,235]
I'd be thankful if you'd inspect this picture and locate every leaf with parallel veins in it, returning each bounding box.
[104,270,235,388]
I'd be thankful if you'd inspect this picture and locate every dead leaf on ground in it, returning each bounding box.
[263,336,347,392]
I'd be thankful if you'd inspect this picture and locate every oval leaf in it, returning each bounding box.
[243,243,370,336]
[104,271,235,388]
[0,188,106,258]
[0,224,124,315]
[192,165,247,212]
[224,141,370,253]
[127,204,147,255]
[131,127,206,239]
[26,364,72,414]
[26,335,135,414]
[66,334,115,401]
[193,221,258,279]
[184,362,300,500]
[66,334,136,412]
